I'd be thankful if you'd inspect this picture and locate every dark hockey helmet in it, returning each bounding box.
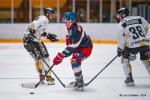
[62,12,77,22]
[116,7,129,23]
[44,7,56,15]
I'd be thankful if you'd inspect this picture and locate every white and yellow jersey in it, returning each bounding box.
[117,16,149,49]
[24,15,49,42]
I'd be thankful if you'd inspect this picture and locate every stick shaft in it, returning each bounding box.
[85,55,118,86]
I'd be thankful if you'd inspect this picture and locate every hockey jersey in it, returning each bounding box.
[117,16,149,49]
[24,15,49,42]
[62,23,93,57]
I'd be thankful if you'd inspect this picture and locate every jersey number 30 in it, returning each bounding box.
[129,26,145,39]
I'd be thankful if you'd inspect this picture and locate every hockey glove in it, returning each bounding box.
[117,47,123,57]
[47,33,59,42]
[53,53,64,65]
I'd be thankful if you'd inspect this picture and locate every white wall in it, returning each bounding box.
[0,23,119,40]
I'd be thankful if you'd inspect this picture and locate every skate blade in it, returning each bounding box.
[77,87,84,91]
[22,83,36,89]
[47,81,55,85]
[126,82,135,86]
[65,84,76,88]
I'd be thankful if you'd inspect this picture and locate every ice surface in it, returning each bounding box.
[0,43,150,100]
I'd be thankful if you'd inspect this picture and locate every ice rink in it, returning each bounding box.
[0,43,150,100]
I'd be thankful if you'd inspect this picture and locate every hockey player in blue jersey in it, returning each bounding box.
[53,12,93,91]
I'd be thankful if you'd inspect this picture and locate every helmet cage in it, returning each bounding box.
[116,8,129,22]
[44,8,56,16]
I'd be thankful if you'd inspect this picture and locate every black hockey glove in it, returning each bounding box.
[47,33,59,42]
[117,47,123,57]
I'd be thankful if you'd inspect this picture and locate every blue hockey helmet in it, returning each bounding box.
[62,12,77,22]
[44,7,56,15]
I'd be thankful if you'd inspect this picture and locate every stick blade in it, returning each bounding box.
[22,83,36,89]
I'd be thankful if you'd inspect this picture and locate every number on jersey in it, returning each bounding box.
[129,26,145,39]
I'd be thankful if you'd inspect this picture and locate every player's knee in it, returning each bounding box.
[74,71,82,77]
[122,58,130,67]
[36,51,49,59]
[24,44,32,52]
[122,59,129,64]
[71,58,81,68]
[129,54,136,61]
[43,54,49,58]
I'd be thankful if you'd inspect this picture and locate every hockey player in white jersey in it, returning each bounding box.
[116,7,150,86]
[23,8,58,85]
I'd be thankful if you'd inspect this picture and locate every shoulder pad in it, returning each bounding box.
[77,24,83,33]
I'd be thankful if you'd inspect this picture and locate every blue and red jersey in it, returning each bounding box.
[62,23,93,57]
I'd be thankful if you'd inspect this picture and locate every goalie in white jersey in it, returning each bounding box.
[23,8,58,85]
[116,7,150,86]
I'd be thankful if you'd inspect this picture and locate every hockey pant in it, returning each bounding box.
[122,46,150,76]
[71,47,92,80]
[24,41,52,76]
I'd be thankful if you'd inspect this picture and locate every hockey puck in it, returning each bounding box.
[29,92,34,94]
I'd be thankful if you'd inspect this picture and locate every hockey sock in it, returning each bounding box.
[43,57,51,76]
[142,60,150,75]
[122,59,132,77]
[35,59,44,74]
[71,59,83,80]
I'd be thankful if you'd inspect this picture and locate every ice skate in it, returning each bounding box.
[66,81,78,88]
[124,75,135,86]
[76,76,84,91]
[46,76,55,85]
[40,75,45,84]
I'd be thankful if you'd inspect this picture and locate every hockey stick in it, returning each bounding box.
[50,70,66,88]
[22,64,54,89]
[84,55,118,86]
[22,44,66,88]
[39,55,66,88]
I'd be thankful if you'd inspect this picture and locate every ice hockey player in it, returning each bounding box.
[53,12,93,91]
[116,7,150,86]
[23,8,58,85]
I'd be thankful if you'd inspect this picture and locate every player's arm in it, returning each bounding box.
[117,25,126,57]
[53,26,84,65]
[41,32,58,42]
[141,17,149,34]
[29,17,42,34]
[24,21,39,44]
[62,25,84,57]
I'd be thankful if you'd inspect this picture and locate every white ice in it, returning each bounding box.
[0,43,150,100]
